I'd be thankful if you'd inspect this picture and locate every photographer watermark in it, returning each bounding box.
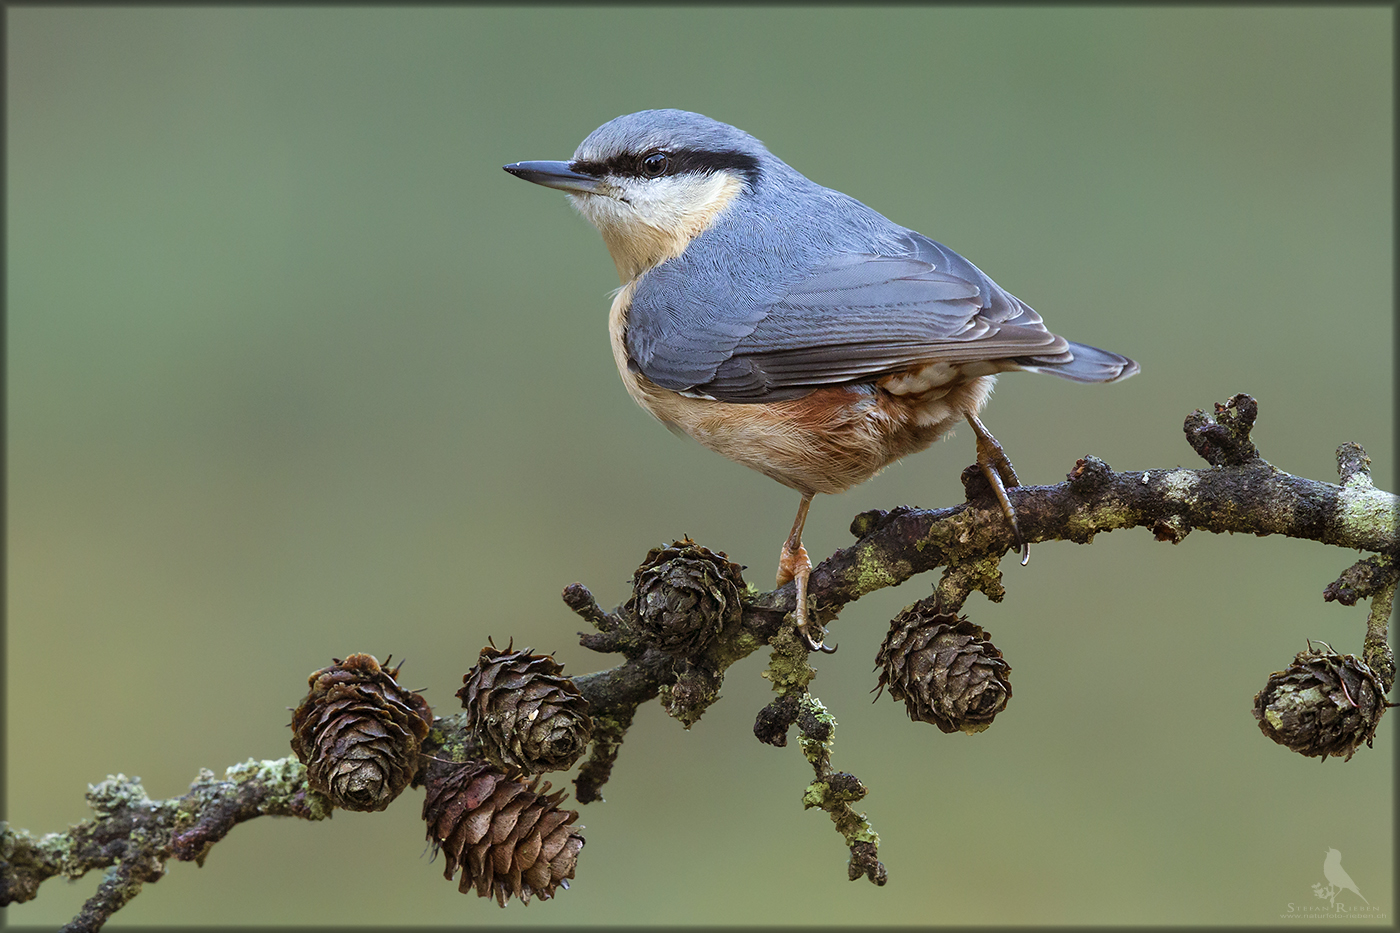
[1281,849,1387,921]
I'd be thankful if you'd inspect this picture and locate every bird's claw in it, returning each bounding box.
[797,621,838,654]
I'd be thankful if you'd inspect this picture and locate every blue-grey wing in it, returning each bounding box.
[622,258,770,393]
[626,229,1070,401]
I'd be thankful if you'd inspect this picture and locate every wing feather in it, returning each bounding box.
[626,228,1074,402]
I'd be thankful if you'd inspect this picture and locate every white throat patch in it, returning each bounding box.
[569,171,744,281]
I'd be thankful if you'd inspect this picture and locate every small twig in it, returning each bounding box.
[2,761,328,932]
[1362,571,1396,691]
[1322,556,1398,608]
[1183,393,1260,466]
[1337,441,1374,488]
[572,704,636,804]
[795,694,886,886]
[931,553,1006,614]
[750,621,886,883]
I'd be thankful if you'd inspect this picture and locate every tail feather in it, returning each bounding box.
[1015,340,1139,384]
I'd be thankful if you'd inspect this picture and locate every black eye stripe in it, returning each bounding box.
[570,148,761,187]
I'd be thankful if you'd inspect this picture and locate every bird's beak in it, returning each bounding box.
[503,160,602,194]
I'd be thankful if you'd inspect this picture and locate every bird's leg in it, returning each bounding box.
[966,413,1030,566]
[777,492,835,654]
[775,493,812,587]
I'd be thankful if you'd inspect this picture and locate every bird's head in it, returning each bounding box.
[505,109,770,280]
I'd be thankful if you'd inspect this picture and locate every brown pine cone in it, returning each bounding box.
[421,758,584,906]
[1253,642,1388,761]
[629,539,745,655]
[875,604,1012,734]
[289,653,433,811]
[458,644,592,774]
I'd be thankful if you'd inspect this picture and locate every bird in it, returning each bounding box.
[504,109,1138,653]
[1323,848,1368,906]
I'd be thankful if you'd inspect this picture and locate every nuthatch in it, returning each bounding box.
[505,109,1137,653]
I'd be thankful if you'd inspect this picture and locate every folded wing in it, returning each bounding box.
[626,229,1133,402]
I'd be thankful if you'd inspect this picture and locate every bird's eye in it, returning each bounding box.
[639,151,670,178]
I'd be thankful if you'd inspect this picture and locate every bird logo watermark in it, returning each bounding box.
[1317,848,1368,908]
[1281,848,1386,921]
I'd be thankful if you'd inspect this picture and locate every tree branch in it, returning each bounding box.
[564,396,1395,759]
[547,393,1395,882]
[4,394,1393,926]
[2,761,329,932]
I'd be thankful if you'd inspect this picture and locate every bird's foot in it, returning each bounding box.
[794,587,838,653]
[970,416,1030,566]
[976,429,1021,491]
[777,540,836,654]
[775,541,809,588]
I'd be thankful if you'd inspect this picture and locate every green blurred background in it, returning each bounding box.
[6,6,1392,927]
